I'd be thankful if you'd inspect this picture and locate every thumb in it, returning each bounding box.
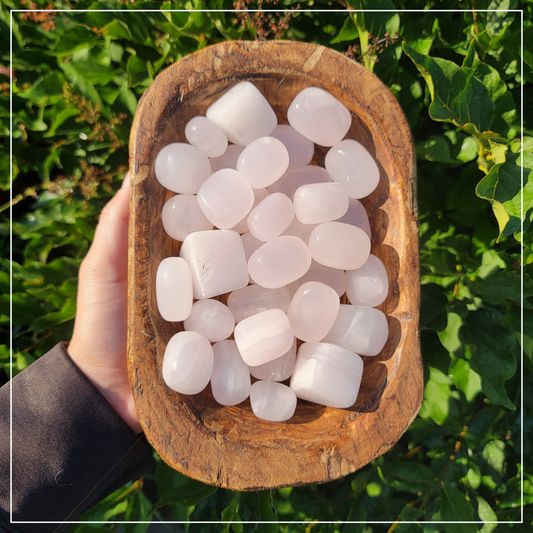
[83,172,130,285]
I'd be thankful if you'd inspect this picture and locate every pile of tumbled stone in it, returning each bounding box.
[155,81,389,422]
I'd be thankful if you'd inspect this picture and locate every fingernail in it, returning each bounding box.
[121,171,131,190]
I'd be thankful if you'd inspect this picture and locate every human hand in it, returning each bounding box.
[67,172,142,434]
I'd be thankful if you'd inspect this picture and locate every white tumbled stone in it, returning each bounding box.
[287,87,351,147]
[232,188,269,234]
[282,217,317,243]
[249,338,297,382]
[206,81,277,146]
[155,143,211,194]
[161,194,213,242]
[308,222,370,270]
[325,139,380,199]
[196,169,254,230]
[237,137,290,189]
[248,235,312,289]
[211,340,251,406]
[287,281,340,342]
[294,182,349,225]
[336,198,371,239]
[162,331,214,395]
[234,309,293,367]
[210,144,244,172]
[241,232,264,262]
[227,284,292,323]
[288,260,346,298]
[290,342,364,408]
[180,230,248,299]
[268,165,331,200]
[346,254,389,308]
[248,192,295,242]
[270,124,314,166]
[185,116,228,158]
[184,299,235,342]
[156,257,193,322]
[250,381,297,422]
[323,304,389,356]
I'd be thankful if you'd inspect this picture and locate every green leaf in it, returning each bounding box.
[101,19,134,41]
[148,478,217,514]
[127,54,153,87]
[18,73,67,106]
[476,152,533,240]
[330,16,358,44]
[403,43,494,133]
[459,308,517,409]
[485,0,518,37]
[419,367,452,425]
[482,440,506,475]
[439,312,463,354]
[449,358,482,402]
[439,483,478,533]
[382,462,435,493]
[420,283,448,332]
[49,26,96,56]
[476,496,497,533]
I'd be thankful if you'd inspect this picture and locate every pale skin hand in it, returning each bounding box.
[67,172,142,434]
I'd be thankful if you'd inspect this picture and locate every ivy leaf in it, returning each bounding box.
[449,358,482,402]
[460,308,517,409]
[476,151,533,240]
[403,43,494,133]
[419,367,452,425]
[439,483,478,533]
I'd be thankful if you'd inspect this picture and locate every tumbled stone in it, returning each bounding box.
[249,339,297,382]
[161,194,213,242]
[156,257,193,322]
[290,342,364,408]
[248,192,295,242]
[268,165,331,200]
[211,340,251,406]
[227,284,292,323]
[210,144,244,172]
[155,143,211,194]
[162,331,214,395]
[232,188,269,234]
[323,304,389,356]
[288,260,346,298]
[282,217,317,243]
[250,381,297,422]
[287,87,351,147]
[287,281,340,343]
[234,308,293,367]
[336,198,371,239]
[248,235,312,289]
[346,254,389,308]
[185,116,228,158]
[270,124,314,166]
[237,137,290,189]
[196,168,254,230]
[325,139,380,199]
[294,182,349,224]
[308,222,370,270]
[206,81,277,146]
[180,229,249,299]
[184,299,235,342]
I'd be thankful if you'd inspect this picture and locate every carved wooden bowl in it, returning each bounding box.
[128,40,422,491]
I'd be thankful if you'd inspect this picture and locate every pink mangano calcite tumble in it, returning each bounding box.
[154,80,389,422]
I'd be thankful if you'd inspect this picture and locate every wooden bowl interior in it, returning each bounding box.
[129,41,422,491]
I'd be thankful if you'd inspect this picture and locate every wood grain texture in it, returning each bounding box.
[128,40,422,491]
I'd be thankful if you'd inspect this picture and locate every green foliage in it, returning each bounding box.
[2,0,531,531]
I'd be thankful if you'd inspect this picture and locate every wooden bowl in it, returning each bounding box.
[128,40,422,491]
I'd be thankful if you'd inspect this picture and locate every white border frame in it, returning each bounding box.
[8,6,525,529]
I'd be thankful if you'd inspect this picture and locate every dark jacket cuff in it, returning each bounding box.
[0,342,155,532]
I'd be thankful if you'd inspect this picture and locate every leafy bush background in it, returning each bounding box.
[1,0,532,531]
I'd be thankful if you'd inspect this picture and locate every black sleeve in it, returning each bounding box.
[0,342,156,533]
